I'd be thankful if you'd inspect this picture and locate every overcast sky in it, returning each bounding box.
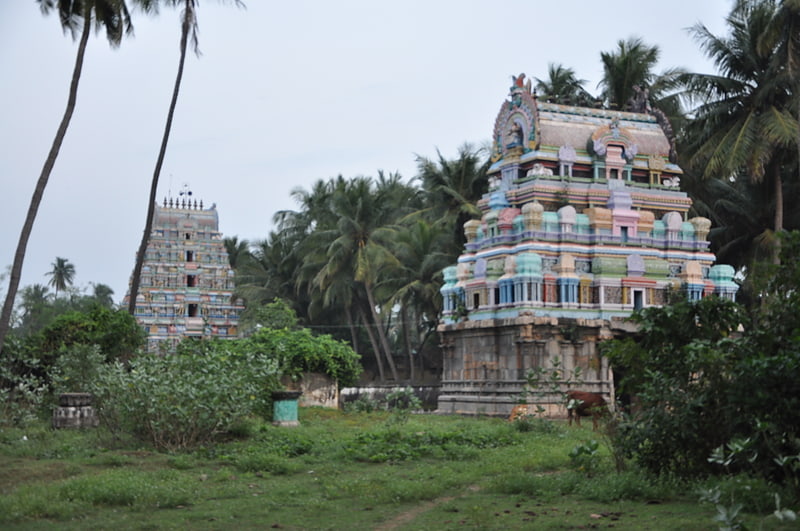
[0,0,732,305]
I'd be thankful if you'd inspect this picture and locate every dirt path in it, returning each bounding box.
[374,485,481,530]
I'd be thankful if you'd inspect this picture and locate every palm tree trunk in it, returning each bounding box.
[364,282,399,381]
[401,305,415,382]
[773,164,784,264]
[0,14,91,352]
[359,308,385,382]
[128,2,192,315]
[344,305,359,354]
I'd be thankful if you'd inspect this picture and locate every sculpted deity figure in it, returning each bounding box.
[505,121,523,149]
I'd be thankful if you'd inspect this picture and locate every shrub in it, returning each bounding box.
[343,395,381,413]
[569,439,602,477]
[240,327,362,387]
[0,336,48,427]
[90,347,281,451]
[50,343,105,395]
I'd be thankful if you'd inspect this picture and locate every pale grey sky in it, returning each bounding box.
[0,0,731,305]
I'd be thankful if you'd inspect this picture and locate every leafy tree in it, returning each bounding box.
[241,297,299,332]
[0,336,47,427]
[46,257,75,298]
[128,0,244,316]
[33,304,144,375]
[0,0,134,352]
[238,327,362,387]
[604,296,747,477]
[606,232,800,488]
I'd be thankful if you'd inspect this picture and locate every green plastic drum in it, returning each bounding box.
[271,390,302,426]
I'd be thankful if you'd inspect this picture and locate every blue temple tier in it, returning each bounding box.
[440,82,737,325]
[123,196,244,352]
[435,77,737,416]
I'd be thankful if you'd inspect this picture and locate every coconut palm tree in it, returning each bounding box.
[46,257,76,298]
[760,0,800,183]
[534,63,595,106]
[312,177,402,381]
[128,0,243,316]
[415,144,490,257]
[599,37,660,109]
[680,0,794,260]
[0,0,133,352]
[599,37,685,116]
[223,236,251,270]
[91,282,116,308]
[383,218,452,381]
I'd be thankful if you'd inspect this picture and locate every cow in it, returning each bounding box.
[566,391,608,431]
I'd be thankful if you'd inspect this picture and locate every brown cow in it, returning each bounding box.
[566,391,607,430]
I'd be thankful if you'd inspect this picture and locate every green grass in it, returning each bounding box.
[0,408,796,530]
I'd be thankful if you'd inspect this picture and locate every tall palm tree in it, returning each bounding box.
[680,0,794,259]
[760,0,800,184]
[310,177,401,381]
[17,284,52,336]
[46,257,76,298]
[0,0,133,351]
[415,144,489,257]
[534,63,595,106]
[223,236,251,270]
[91,282,116,308]
[599,37,685,115]
[128,0,243,316]
[599,37,659,109]
[384,218,452,381]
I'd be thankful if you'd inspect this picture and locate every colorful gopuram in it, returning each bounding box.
[437,76,737,416]
[124,194,244,352]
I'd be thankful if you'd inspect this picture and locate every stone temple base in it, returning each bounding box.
[436,315,633,417]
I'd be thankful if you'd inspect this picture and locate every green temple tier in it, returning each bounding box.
[436,77,737,416]
[123,196,244,352]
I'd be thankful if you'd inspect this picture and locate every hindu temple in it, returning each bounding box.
[437,75,738,416]
[124,193,244,352]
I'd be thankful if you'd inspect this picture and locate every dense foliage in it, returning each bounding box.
[605,231,800,493]
[240,327,362,387]
[0,305,144,427]
[91,349,281,451]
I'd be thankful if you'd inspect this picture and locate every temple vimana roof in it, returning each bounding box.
[440,75,737,324]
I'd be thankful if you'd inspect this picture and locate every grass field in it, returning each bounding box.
[0,408,795,530]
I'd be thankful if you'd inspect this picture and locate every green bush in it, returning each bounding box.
[90,347,281,451]
[569,439,602,477]
[605,232,800,494]
[240,327,362,387]
[50,343,105,395]
[0,336,48,427]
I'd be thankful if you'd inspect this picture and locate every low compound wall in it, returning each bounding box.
[340,385,441,411]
